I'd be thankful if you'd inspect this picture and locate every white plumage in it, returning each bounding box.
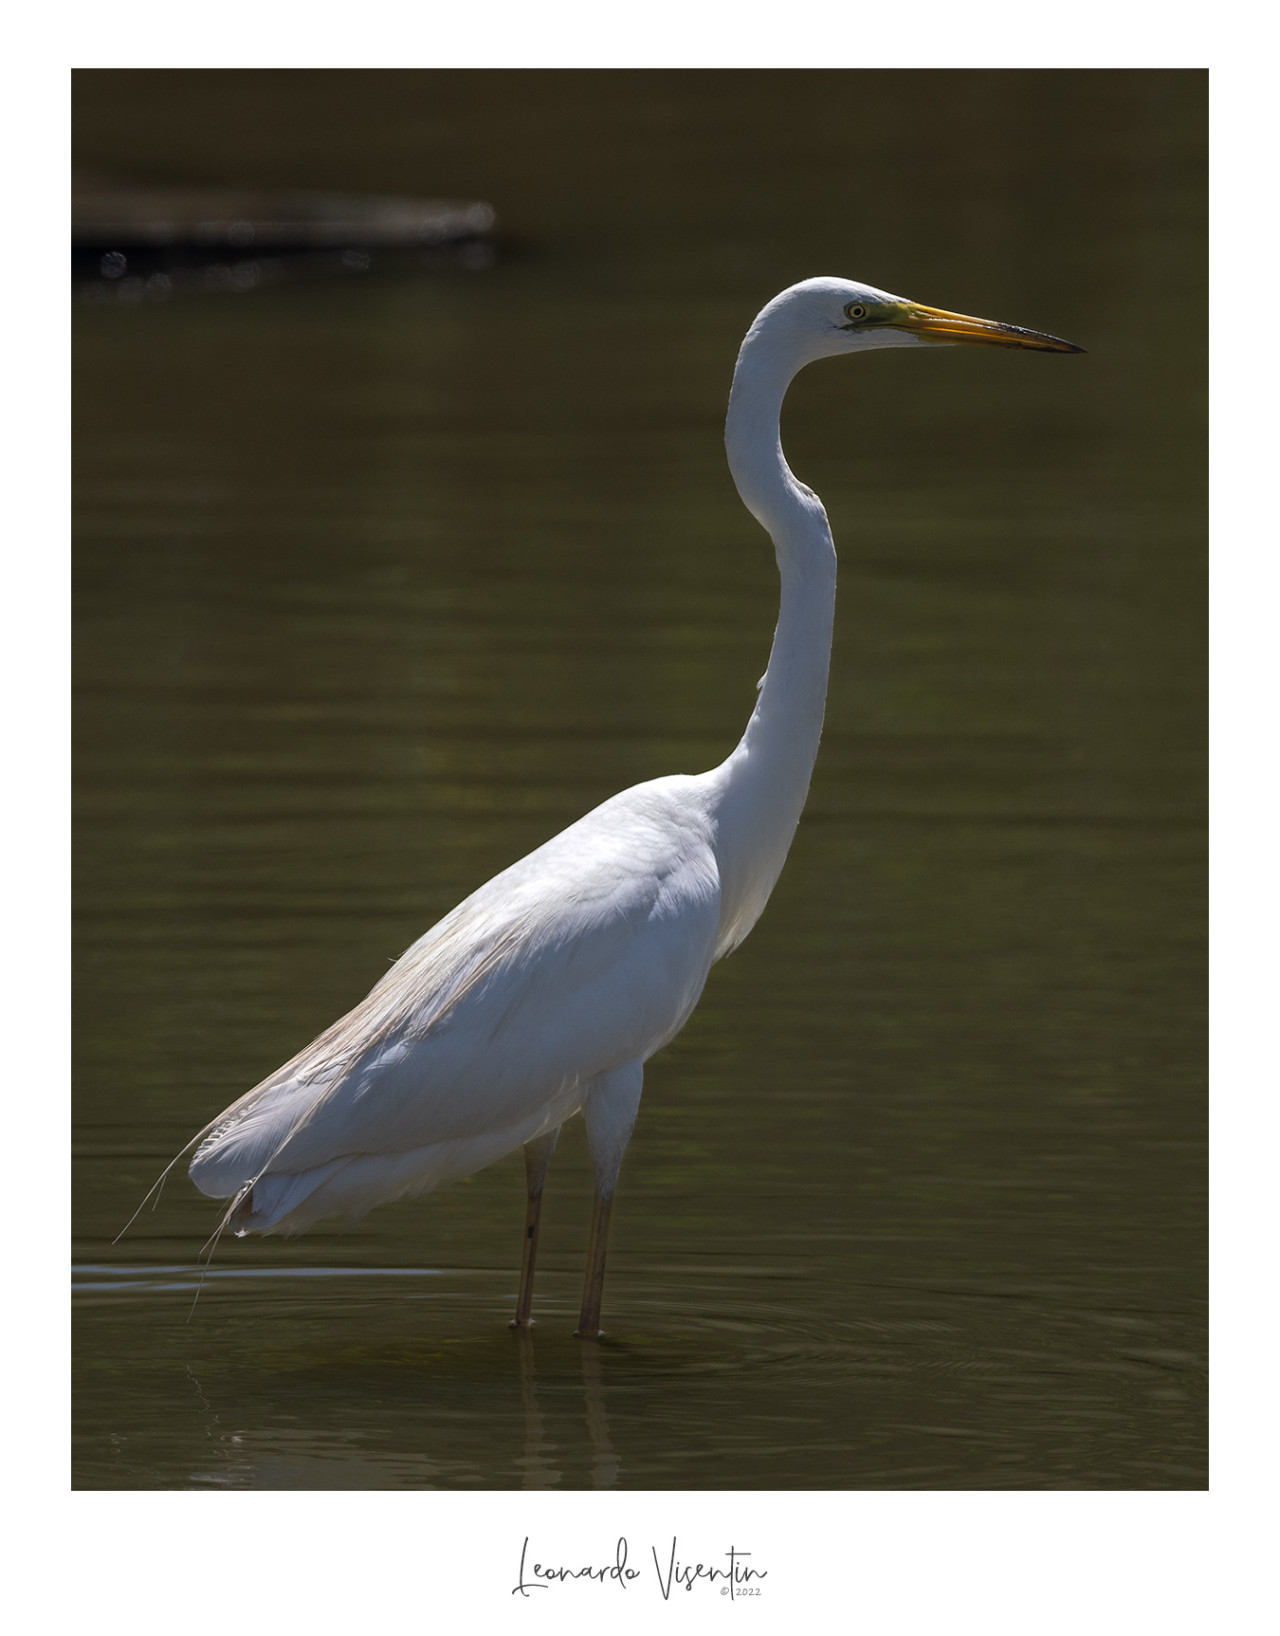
[186,277,1080,1334]
[192,777,722,1233]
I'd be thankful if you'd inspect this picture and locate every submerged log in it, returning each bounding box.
[73,177,495,250]
[72,174,498,301]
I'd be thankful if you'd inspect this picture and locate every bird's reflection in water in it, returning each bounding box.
[579,1340,620,1490]
[513,1329,560,1489]
[512,1329,620,1491]
[172,1311,623,1489]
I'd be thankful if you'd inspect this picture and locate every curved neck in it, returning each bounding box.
[711,328,838,953]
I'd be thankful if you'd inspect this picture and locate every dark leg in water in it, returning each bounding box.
[511,1129,560,1329]
[575,1062,643,1340]
[574,1185,614,1340]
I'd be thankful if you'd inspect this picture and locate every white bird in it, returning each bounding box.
[185,278,1081,1337]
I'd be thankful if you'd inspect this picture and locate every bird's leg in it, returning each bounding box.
[511,1128,560,1329]
[575,1184,615,1340]
[575,1062,644,1340]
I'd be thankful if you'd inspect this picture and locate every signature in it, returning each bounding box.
[512,1536,767,1599]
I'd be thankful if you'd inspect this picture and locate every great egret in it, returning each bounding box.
[184,278,1081,1337]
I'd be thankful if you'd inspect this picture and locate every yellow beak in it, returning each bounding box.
[890,301,1084,353]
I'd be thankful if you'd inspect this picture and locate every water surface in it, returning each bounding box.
[73,70,1205,1489]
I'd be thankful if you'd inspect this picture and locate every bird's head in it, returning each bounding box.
[748,276,1083,362]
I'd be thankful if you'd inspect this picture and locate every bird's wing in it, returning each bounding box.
[189,777,721,1195]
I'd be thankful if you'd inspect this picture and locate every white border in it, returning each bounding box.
[13,7,1259,1629]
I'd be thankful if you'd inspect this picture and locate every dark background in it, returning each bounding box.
[74,69,1205,1489]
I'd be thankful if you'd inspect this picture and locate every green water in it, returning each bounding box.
[73,69,1205,1489]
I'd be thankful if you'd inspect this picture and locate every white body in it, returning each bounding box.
[188,279,937,1235]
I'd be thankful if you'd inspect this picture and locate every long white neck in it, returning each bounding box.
[709,323,838,955]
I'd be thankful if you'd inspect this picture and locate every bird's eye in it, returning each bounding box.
[844,303,868,322]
